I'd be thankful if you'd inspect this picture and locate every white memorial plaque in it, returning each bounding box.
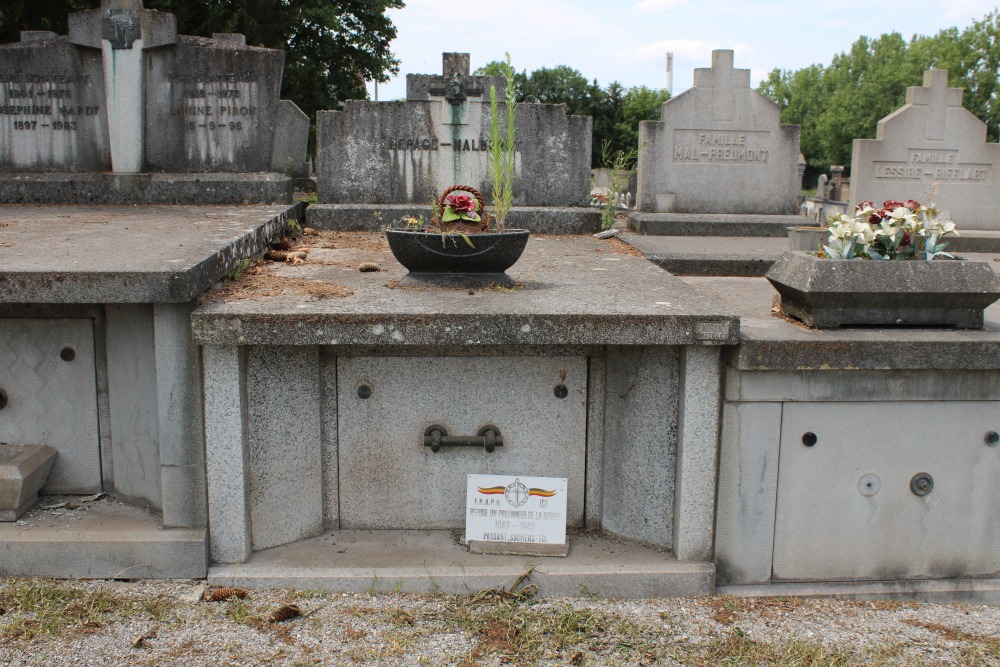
[466,474,569,556]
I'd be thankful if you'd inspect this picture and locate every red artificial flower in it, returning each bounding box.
[882,199,904,211]
[903,199,921,210]
[868,209,887,224]
[445,193,478,214]
[856,200,875,213]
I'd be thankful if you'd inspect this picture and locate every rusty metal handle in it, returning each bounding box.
[423,425,502,453]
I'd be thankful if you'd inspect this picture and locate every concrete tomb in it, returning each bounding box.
[851,69,1000,230]
[0,0,309,204]
[635,50,801,215]
[308,53,599,234]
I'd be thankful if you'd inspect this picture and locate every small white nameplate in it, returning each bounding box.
[466,474,568,557]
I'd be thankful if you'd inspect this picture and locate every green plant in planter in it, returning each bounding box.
[821,199,958,260]
[487,53,517,232]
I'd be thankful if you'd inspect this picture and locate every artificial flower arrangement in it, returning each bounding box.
[821,199,958,260]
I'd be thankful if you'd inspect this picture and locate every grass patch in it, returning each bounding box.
[0,579,159,643]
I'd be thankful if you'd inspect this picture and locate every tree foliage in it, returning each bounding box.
[0,0,402,143]
[758,9,1000,175]
[475,62,669,166]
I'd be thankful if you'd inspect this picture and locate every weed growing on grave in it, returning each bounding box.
[599,139,638,230]
[227,257,255,281]
[487,53,517,231]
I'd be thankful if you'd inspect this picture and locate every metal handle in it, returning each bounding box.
[0,389,6,409]
[424,425,503,453]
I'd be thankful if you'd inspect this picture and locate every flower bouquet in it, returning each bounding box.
[821,199,958,260]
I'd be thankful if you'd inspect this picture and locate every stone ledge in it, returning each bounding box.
[628,212,809,237]
[0,499,206,579]
[0,203,298,303]
[307,204,601,235]
[718,578,1000,606]
[208,529,714,599]
[0,172,293,205]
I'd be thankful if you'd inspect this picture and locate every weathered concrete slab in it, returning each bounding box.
[682,269,1000,370]
[0,172,292,205]
[0,445,57,521]
[0,203,300,302]
[620,232,1000,277]
[208,529,715,599]
[622,233,787,276]
[191,234,740,347]
[717,579,1000,606]
[627,212,807,237]
[306,204,601,235]
[0,496,206,578]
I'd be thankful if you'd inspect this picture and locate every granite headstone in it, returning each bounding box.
[636,50,801,214]
[0,0,309,203]
[850,69,1000,230]
[310,53,598,233]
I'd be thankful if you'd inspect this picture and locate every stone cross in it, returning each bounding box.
[68,0,177,173]
[692,50,750,122]
[906,69,963,142]
[428,53,484,106]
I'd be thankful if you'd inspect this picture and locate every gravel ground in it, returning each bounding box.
[1,578,998,666]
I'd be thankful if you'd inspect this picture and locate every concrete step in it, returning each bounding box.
[627,212,809,237]
[209,529,714,599]
[0,496,207,579]
[621,232,1000,277]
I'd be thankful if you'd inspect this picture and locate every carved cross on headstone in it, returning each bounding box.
[101,3,141,49]
[428,53,484,106]
[68,0,177,172]
[692,50,750,122]
[907,69,963,142]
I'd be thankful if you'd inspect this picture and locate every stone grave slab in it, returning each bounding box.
[0,203,298,302]
[851,70,1000,230]
[309,53,599,234]
[635,50,801,215]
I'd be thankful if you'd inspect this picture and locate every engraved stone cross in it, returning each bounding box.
[692,50,750,123]
[907,69,963,142]
[68,0,177,172]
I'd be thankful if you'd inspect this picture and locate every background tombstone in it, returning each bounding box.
[635,50,801,215]
[0,0,309,204]
[309,52,599,234]
[851,70,1000,230]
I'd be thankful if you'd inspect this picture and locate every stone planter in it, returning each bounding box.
[0,444,57,521]
[765,251,1000,329]
[384,229,529,286]
[787,226,829,252]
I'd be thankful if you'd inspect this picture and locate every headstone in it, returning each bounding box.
[310,53,599,233]
[851,70,1000,229]
[0,0,308,203]
[816,174,829,201]
[636,50,801,214]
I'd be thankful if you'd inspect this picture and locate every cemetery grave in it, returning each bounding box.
[0,12,998,604]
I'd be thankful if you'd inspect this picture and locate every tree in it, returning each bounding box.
[0,0,92,42]
[617,85,670,155]
[0,0,402,147]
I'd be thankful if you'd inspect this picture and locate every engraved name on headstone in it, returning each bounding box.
[851,70,1000,229]
[316,53,592,208]
[636,50,801,214]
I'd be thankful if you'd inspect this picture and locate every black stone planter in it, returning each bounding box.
[385,229,529,286]
[765,251,1000,329]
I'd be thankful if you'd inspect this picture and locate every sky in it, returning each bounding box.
[367,0,999,101]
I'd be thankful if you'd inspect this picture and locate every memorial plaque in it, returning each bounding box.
[466,474,569,556]
[636,50,800,214]
[851,70,1000,230]
[0,36,109,172]
[144,37,285,172]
